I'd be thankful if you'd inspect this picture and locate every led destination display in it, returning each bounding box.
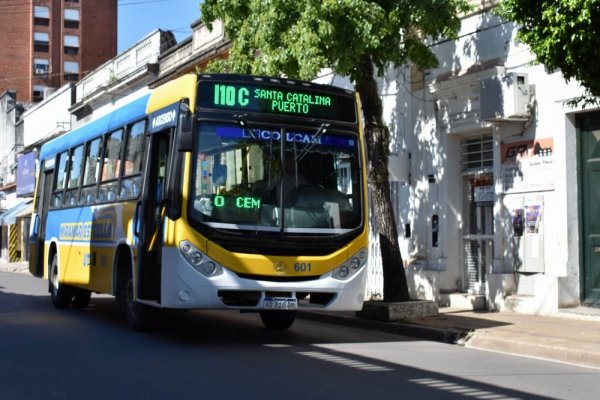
[198,80,357,123]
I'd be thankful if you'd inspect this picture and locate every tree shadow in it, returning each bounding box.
[0,284,566,400]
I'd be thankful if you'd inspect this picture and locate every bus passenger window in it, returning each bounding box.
[79,137,102,205]
[98,182,118,202]
[123,121,145,175]
[96,130,122,203]
[119,121,145,200]
[80,187,96,204]
[64,145,83,207]
[101,130,123,181]
[120,176,141,198]
[50,151,69,209]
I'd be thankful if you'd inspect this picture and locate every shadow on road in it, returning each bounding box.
[1,272,580,400]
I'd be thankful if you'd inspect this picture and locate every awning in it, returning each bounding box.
[0,200,33,226]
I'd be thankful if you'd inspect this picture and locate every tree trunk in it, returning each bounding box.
[355,56,410,302]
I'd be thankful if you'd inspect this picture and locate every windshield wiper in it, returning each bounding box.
[233,114,259,139]
[295,121,330,163]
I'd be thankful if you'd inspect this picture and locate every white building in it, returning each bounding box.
[364,3,598,313]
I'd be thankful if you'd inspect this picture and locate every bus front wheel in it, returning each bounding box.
[49,254,74,309]
[117,267,154,331]
[72,289,92,309]
[259,310,296,330]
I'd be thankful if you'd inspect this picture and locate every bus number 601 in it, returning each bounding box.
[294,263,312,272]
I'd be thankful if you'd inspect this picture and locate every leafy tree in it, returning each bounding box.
[201,0,470,301]
[497,0,600,106]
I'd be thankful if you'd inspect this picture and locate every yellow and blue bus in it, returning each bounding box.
[29,74,369,330]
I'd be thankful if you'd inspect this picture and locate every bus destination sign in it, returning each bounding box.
[197,81,356,123]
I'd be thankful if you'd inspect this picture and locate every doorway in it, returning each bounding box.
[460,135,494,294]
[578,112,600,307]
[462,174,494,293]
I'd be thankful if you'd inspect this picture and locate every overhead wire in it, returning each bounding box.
[0,0,178,16]
[0,0,194,84]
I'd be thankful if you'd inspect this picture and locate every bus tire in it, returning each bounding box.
[72,289,92,309]
[118,266,154,331]
[259,310,296,330]
[49,254,74,309]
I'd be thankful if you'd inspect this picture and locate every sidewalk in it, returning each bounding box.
[0,260,29,274]
[300,306,600,369]
[2,260,600,368]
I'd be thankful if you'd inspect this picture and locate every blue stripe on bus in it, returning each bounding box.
[45,207,118,244]
[40,94,150,160]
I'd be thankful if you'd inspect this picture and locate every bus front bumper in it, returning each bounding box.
[159,247,367,311]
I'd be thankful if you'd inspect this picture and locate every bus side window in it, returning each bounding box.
[79,137,103,205]
[98,129,123,202]
[119,120,145,199]
[50,151,69,208]
[65,144,84,206]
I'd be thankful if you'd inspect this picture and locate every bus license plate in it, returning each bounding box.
[263,297,298,310]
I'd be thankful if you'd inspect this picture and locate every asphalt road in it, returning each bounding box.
[1,271,599,400]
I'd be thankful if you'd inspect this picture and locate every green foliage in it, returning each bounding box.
[201,0,470,81]
[497,0,600,104]
[200,0,470,301]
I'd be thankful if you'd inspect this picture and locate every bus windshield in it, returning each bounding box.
[190,122,362,233]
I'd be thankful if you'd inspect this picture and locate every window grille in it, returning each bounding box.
[461,136,493,172]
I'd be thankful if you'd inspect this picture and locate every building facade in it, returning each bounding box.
[0,0,118,261]
[362,3,599,313]
[0,0,117,103]
[5,2,598,314]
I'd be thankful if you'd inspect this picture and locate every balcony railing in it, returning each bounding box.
[76,30,164,103]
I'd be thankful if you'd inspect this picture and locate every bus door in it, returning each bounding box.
[29,164,54,277]
[136,129,171,301]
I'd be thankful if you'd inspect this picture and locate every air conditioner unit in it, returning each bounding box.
[35,68,48,75]
[480,72,531,122]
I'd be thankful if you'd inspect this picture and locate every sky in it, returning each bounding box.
[117,0,202,53]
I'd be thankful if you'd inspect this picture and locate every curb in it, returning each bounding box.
[467,333,600,369]
[297,311,470,344]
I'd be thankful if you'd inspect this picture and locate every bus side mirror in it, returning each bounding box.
[30,213,39,242]
[165,103,193,220]
[177,104,193,152]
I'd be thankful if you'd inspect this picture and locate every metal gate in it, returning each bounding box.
[461,136,494,294]
[462,175,494,293]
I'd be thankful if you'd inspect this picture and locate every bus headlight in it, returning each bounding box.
[332,248,368,281]
[201,261,217,275]
[179,241,223,277]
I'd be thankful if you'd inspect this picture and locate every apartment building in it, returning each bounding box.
[0,0,117,103]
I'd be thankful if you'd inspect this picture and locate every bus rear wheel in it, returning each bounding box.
[259,310,296,330]
[49,254,74,309]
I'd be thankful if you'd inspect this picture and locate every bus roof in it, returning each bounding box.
[39,94,150,160]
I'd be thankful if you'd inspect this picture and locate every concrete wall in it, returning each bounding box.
[22,84,74,148]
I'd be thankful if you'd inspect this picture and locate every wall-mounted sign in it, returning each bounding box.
[474,185,495,203]
[501,138,554,193]
[16,152,36,196]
